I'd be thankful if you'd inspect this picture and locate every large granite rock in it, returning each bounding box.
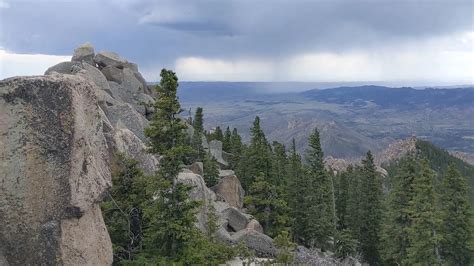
[222,207,252,232]
[212,175,245,209]
[231,229,277,258]
[45,60,110,92]
[103,102,149,142]
[71,42,95,66]
[113,126,159,176]
[177,171,217,231]
[209,140,228,166]
[0,74,112,265]
[94,51,129,69]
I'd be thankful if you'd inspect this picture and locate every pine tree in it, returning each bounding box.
[405,159,442,265]
[335,169,350,230]
[382,155,417,265]
[271,141,288,188]
[203,152,220,187]
[193,107,204,134]
[145,69,187,155]
[143,69,200,260]
[223,126,232,152]
[229,128,243,169]
[287,139,306,242]
[211,126,223,142]
[440,164,472,265]
[359,151,383,265]
[304,128,336,250]
[241,116,272,190]
[274,230,297,263]
[244,173,289,237]
[346,165,363,243]
[334,229,358,259]
[101,155,147,263]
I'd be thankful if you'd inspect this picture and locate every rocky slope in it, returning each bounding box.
[0,44,359,265]
[0,43,156,265]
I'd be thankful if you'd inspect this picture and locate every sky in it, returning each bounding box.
[0,0,473,84]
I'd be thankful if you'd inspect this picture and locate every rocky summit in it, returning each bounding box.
[0,43,362,265]
[0,43,157,265]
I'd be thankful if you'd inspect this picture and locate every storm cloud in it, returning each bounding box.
[1,0,473,82]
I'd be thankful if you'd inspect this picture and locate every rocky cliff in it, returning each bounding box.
[0,43,156,265]
[0,74,113,265]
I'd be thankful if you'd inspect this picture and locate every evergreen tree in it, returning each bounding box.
[223,126,232,152]
[346,165,363,241]
[101,155,147,263]
[244,173,289,237]
[335,169,350,230]
[334,229,358,259]
[382,155,417,265]
[405,159,442,265]
[193,107,204,134]
[271,141,288,189]
[287,139,306,242]
[211,126,224,142]
[240,117,272,190]
[203,152,220,187]
[145,69,187,155]
[359,151,383,265]
[303,128,336,250]
[229,128,243,169]
[440,164,472,265]
[274,230,297,264]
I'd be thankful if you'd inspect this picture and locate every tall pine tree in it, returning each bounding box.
[405,159,441,265]
[303,128,336,250]
[223,126,232,152]
[440,164,472,265]
[193,107,204,134]
[382,155,417,265]
[359,151,383,265]
[287,139,306,243]
[241,116,272,190]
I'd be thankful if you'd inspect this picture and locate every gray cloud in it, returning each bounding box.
[1,0,472,80]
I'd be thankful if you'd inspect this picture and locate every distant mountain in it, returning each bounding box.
[179,82,474,158]
[301,85,474,108]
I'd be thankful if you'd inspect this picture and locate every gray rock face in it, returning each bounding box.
[71,43,95,65]
[45,61,110,92]
[114,127,159,176]
[94,51,129,69]
[223,207,252,232]
[101,65,124,83]
[231,229,277,257]
[189,162,204,176]
[177,171,217,231]
[218,169,235,177]
[45,61,79,75]
[0,74,112,265]
[245,219,264,233]
[209,140,228,166]
[212,175,245,209]
[103,102,149,142]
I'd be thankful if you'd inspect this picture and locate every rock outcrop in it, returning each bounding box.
[0,43,159,265]
[212,175,245,209]
[0,74,112,265]
[209,140,228,166]
[2,43,358,264]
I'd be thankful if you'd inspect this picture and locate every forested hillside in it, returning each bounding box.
[102,70,473,265]
[384,140,474,206]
